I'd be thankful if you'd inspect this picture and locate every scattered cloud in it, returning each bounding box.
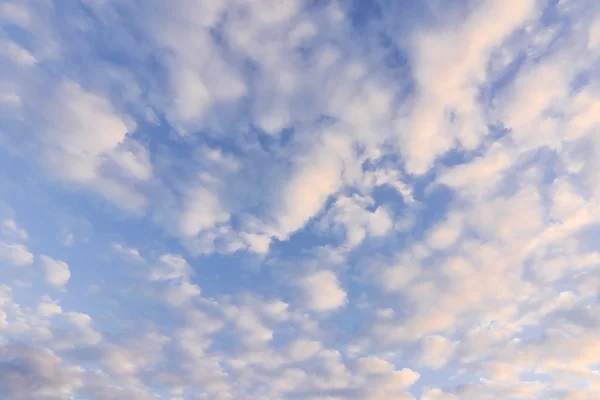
[0,242,34,266]
[111,243,144,262]
[2,218,27,241]
[40,255,70,288]
[1,0,600,398]
[298,270,348,312]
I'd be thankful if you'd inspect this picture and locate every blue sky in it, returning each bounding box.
[1,0,600,399]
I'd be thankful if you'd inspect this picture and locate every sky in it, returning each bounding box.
[1,0,600,399]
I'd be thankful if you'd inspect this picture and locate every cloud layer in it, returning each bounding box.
[1,0,600,399]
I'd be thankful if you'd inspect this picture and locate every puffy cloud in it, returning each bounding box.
[57,312,102,348]
[178,186,229,238]
[100,331,170,377]
[111,243,143,262]
[2,218,28,240]
[353,356,396,376]
[2,0,600,399]
[286,339,323,362]
[40,255,70,288]
[417,335,457,370]
[298,270,347,312]
[425,213,463,251]
[437,143,513,196]
[75,370,157,400]
[37,298,63,318]
[0,345,81,399]
[320,194,393,248]
[483,361,521,382]
[383,368,420,390]
[275,134,349,238]
[0,242,34,266]
[148,254,192,282]
[0,285,11,329]
[222,295,290,346]
[23,79,152,212]
[400,0,539,174]
[162,281,202,307]
[421,389,459,400]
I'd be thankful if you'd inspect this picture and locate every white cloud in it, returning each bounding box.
[0,345,81,399]
[42,82,150,211]
[590,15,600,48]
[222,295,290,346]
[400,0,539,174]
[140,1,246,134]
[0,39,37,66]
[421,389,459,400]
[437,143,513,196]
[375,251,421,293]
[417,335,457,370]
[298,270,347,312]
[37,299,63,318]
[2,1,600,399]
[239,232,272,254]
[353,356,395,376]
[61,312,102,346]
[383,368,420,389]
[496,58,571,149]
[148,254,192,282]
[163,281,201,307]
[111,243,143,262]
[178,186,229,237]
[275,134,349,238]
[286,339,323,362]
[483,361,521,381]
[425,213,463,251]
[0,285,11,329]
[0,2,31,26]
[40,255,70,288]
[2,219,27,241]
[321,194,393,248]
[0,242,34,266]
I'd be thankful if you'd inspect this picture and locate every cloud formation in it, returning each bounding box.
[1,0,600,399]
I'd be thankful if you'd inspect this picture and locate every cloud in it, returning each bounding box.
[425,213,463,250]
[275,134,349,239]
[416,335,457,370]
[40,255,71,288]
[421,389,459,400]
[286,339,323,362]
[58,312,102,348]
[437,143,513,196]
[0,242,34,266]
[320,194,393,248]
[0,344,81,399]
[400,0,539,174]
[353,356,396,376]
[111,243,144,262]
[178,186,229,237]
[0,2,31,26]
[0,38,37,66]
[148,254,192,282]
[37,306,62,320]
[297,270,347,312]
[2,0,600,399]
[41,82,151,211]
[0,285,11,329]
[2,218,28,240]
